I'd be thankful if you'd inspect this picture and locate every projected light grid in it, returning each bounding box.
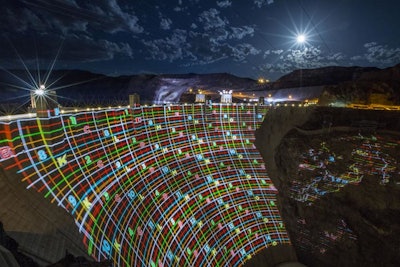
[0,104,289,266]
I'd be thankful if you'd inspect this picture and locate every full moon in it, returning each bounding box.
[296,34,306,44]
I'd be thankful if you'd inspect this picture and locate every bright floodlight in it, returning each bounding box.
[34,84,46,96]
[34,87,45,96]
[34,89,45,96]
[296,34,306,44]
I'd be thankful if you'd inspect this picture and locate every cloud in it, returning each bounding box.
[142,29,196,62]
[1,0,144,35]
[349,42,400,66]
[141,22,260,67]
[364,42,377,48]
[2,0,263,69]
[363,42,400,65]
[231,43,261,61]
[85,0,143,34]
[0,33,133,64]
[57,34,133,62]
[263,49,284,57]
[260,46,346,73]
[173,6,183,12]
[265,42,400,74]
[208,27,230,44]
[0,4,94,38]
[173,0,189,12]
[254,0,274,8]
[160,17,173,30]
[350,55,363,61]
[230,26,255,40]
[62,0,80,8]
[327,52,345,61]
[196,9,255,45]
[198,8,228,30]
[191,31,260,65]
[1,7,46,33]
[216,1,232,8]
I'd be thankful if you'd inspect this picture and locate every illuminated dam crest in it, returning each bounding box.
[0,103,290,266]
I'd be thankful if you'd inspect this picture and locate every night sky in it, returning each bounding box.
[1,0,400,80]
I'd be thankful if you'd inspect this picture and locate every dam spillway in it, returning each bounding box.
[0,103,291,266]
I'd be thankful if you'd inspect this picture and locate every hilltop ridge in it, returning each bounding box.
[0,63,399,113]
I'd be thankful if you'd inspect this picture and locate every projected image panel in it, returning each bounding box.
[0,104,289,267]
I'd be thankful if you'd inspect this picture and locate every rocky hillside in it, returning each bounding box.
[271,64,400,105]
[255,107,400,267]
[320,66,400,105]
[271,66,379,89]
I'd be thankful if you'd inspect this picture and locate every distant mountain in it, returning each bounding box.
[271,66,379,89]
[0,70,259,110]
[1,64,399,114]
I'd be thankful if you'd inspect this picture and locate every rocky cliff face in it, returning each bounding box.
[255,107,400,267]
[0,167,89,266]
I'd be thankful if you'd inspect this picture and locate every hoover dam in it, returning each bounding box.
[0,103,297,266]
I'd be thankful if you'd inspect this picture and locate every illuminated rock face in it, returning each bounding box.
[0,104,290,266]
[273,132,400,267]
[256,107,400,267]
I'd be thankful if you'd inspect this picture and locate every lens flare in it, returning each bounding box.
[34,88,45,96]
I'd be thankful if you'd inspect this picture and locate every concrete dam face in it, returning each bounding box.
[0,104,292,266]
